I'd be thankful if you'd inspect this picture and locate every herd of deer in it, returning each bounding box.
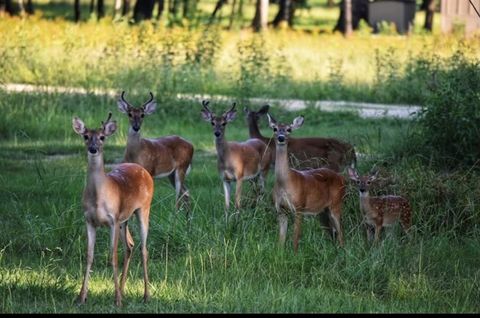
[72,92,412,306]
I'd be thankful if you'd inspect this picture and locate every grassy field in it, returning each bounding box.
[1,90,479,313]
[1,2,480,313]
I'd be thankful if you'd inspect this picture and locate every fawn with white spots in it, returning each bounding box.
[348,167,412,243]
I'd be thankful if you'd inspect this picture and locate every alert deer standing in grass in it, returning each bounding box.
[244,104,356,172]
[201,101,270,217]
[267,113,346,253]
[117,92,194,213]
[347,167,412,243]
[72,113,154,307]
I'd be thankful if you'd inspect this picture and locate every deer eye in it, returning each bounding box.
[287,128,292,133]
[222,122,226,126]
[141,114,144,118]
[99,136,105,141]
[273,128,278,132]
[128,113,132,117]
[211,122,215,126]
[367,181,371,185]
[356,180,360,184]
[83,135,89,140]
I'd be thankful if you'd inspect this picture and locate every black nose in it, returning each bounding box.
[359,188,365,193]
[133,126,140,132]
[214,131,221,137]
[88,147,97,154]
[278,135,285,143]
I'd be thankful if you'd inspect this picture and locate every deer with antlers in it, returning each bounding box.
[244,104,356,172]
[267,113,346,253]
[348,167,412,243]
[201,101,270,217]
[72,113,154,307]
[118,91,194,213]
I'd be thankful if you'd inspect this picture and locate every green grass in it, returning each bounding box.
[0,91,479,313]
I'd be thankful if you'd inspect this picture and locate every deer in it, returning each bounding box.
[72,113,154,307]
[347,167,412,243]
[117,91,194,213]
[201,100,270,217]
[267,113,346,254]
[244,104,357,172]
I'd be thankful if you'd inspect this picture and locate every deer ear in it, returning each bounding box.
[347,167,359,182]
[143,100,156,115]
[369,169,379,181]
[201,109,212,122]
[291,116,304,130]
[267,113,277,129]
[243,106,250,114]
[225,109,237,122]
[103,120,117,136]
[117,96,129,114]
[72,117,86,135]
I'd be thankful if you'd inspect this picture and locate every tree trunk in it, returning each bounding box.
[156,0,164,19]
[97,0,105,18]
[114,0,123,17]
[228,0,237,29]
[272,0,290,27]
[74,0,81,21]
[422,0,435,31]
[169,0,180,15]
[210,0,227,23]
[252,0,268,32]
[133,0,155,21]
[344,0,352,36]
[26,0,33,14]
[90,0,95,13]
[333,0,368,33]
[122,0,131,16]
[17,0,25,16]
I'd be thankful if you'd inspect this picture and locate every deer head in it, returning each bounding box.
[267,113,304,146]
[347,167,379,196]
[201,100,237,139]
[117,91,156,132]
[72,112,117,155]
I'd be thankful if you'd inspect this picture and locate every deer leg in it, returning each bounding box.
[78,222,96,304]
[119,222,134,296]
[223,180,231,212]
[175,168,190,212]
[366,224,374,242]
[328,204,344,247]
[293,211,303,254]
[136,208,150,303]
[374,223,382,244]
[110,222,122,306]
[277,211,288,248]
[234,177,243,210]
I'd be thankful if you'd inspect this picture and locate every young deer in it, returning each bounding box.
[347,167,412,243]
[244,104,356,172]
[72,113,154,307]
[201,101,270,216]
[267,113,346,253]
[118,91,194,212]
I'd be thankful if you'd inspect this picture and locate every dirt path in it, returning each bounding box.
[2,83,421,119]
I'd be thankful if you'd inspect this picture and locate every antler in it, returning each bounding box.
[120,91,133,108]
[142,92,154,108]
[229,102,236,112]
[101,112,113,128]
[202,100,211,113]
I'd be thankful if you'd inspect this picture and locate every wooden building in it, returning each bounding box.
[441,0,480,35]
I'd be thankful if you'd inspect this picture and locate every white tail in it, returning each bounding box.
[201,101,270,217]
[244,104,356,172]
[267,113,346,253]
[118,91,194,212]
[72,113,154,307]
[348,167,412,243]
